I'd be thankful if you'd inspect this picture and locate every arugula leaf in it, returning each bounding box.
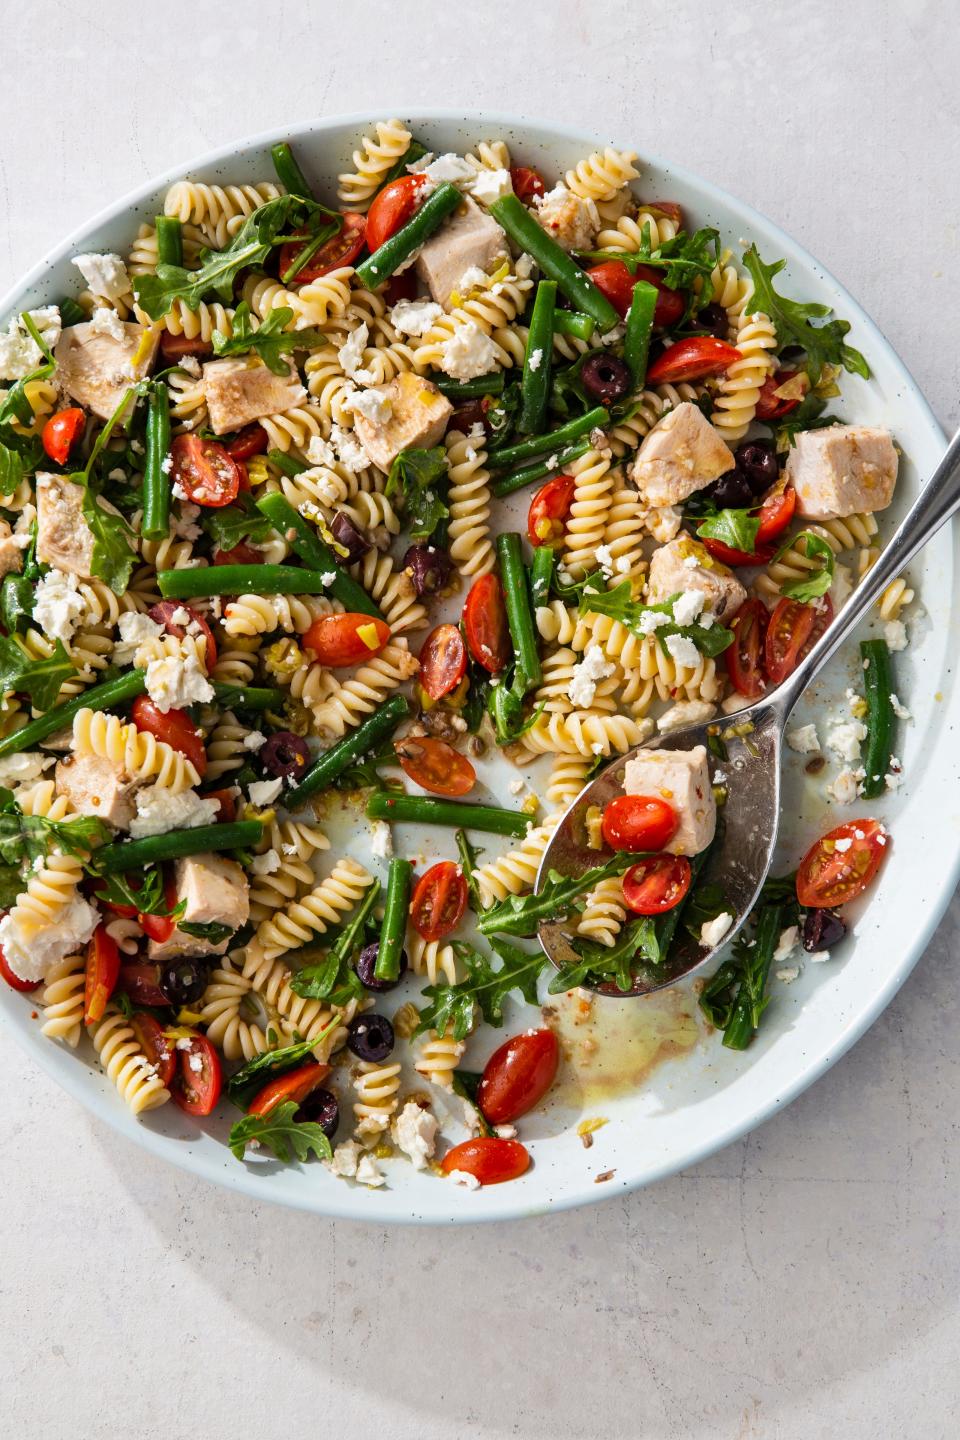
[227,1028,337,1111]
[451,1070,496,1137]
[478,855,633,938]
[695,507,761,555]
[228,1099,332,1163]
[202,491,275,553]
[742,247,870,384]
[700,901,783,1049]
[551,566,603,605]
[0,800,110,868]
[580,582,734,660]
[288,880,381,1000]
[487,674,545,746]
[416,936,548,1042]
[385,447,449,541]
[1,573,35,635]
[0,314,57,434]
[179,920,235,946]
[455,828,485,913]
[462,664,491,734]
[578,228,721,312]
[0,634,73,710]
[680,881,729,944]
[772,530,835,602]
[211,301,328,375]
[0,439,26,498]
[759,870,798,905]
[773,393,842,451]
[81,489,137,595]
[0,861,24,907]
[93,865,179,917]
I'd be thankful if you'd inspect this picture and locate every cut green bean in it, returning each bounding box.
[141,382,172,541]
[497,532,542,692]
[0,670,147,760]
[212,683,284,711]
[58,296,86,327]
[254,491,381,617]
[284,695,410,809]
[518,280,556,435]
[491,439,592,499]
[159,564,334,599]
[266,448,307,479]
[529,543,555,610]
[860,639,895,799]
[366,791,529,838]
[624,280,657,389]
[374,857,413,982]
[271,141,314,199]
[553,310,596,342]
[154,216,183,267]
[488,407,609,468]
[355,182,462,289]
[489,194,620,332]
[95,821,264,874]
[435,372,505,400]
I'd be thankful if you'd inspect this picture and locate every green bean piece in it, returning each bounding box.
[58,296,86,327]
[355,182,462,289]
[859,639,895,799]
[212,683,284,711]
[154,216,183,267]
[141,383,172,541]
[254,491,381,617]
[0,670,147,761]
[491,439,592,500]
[160,563,347,601]
[266,449,307,478]
[435,373,505,400]
[529,543,555,610]
[488,407,609,469]
[518,281,556,435]
[284,695,410,809]
[270,141,315,199]
[489,194,620,331]
[553,310,596,342]
[95,821,264,874]
[624,281,658,389]
[374,858,413,982]
[496,532,542,693]
[722,904,783,1051]
[366,791,529,838]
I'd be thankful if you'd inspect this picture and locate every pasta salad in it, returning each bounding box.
[0,121,908,1191]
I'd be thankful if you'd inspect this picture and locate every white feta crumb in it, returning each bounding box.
[250,848,282,875]
[884,619,908,652]
[387,299,441,340]
[355,1153,386,1188]
[786,724,820,755]
[0,894,99,982]
[71,252,130,301]
[834,836,853,852]
[418,152,475,186]
[369,820,393,860]
[337,321,369,380]
[248,777,283,807]
[129,786,220,839]
[330,423,368,473]
[773,925,799,962]
[329,1139,362,1179]
[889,693,912,721]
[494,1124,518,1139]
[447,1168,481,1190]
[32,568,86,645]
[528,347,544,373]
[508,778,525,795]
[347,386,392,425]
[440,319,498,382]
[141,637,214,713]
[242,730,266,752]
[392,1101,439,1170]
[305,434,337,468]
[569,643,615,709]
[469,167,513,205]
[636,606,672,635]
[657,701,713,733]
[808,950,830,964]
[0,308,61,381]
[179,354,201,377]
[671,589,707,627]
[594,542,614,578]
[885,768,903,791]
[0,751,53,787]
[827,768,863,805]
[88,305,126,342]
[776,966,800,984]
[664,632,701,670]
[682,553,700,568]
[699,911,733,949]
[113,610,163,665]
[825,719,868,763]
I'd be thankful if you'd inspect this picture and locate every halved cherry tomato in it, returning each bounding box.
[410,861,468,941]
[365,176,427,252]
[149,599,218,672]
[302,613,391,667]
[441,1136,531,1184]
[213,541,262,565]
[278,213,366,282]
[601,794,678,852]
[225,423,269,461]
[159,332,211,362]
[419,623,468,699]
[170,1033,222,1116]
[755,369,802,421]
[248,1059,331,1117]
[83,925,120,1025]
[0,938,39,992]
[383,270,419,306]
[137,871,181,946]
[463,573,511,673]
[586,261,685,327]
[510,166,546,202]
[700,488,797,567]
[477,1028,559,1124]
[131,695,207,779]
[796,819,888,909]
[170,433,242,508]
[764,594,833,686]
[527,474,575,547]
[622,854,692,915]
[725,598,769,698]
[117,963,170,1008]
[130,1012,176,1087]
[204,788,236,823]
[395,735,476,797]
[41,407,85,464]
[646,336,742,384]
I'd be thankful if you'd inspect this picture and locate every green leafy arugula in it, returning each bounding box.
[695,507,761,555]
[202,491,275,553]
[773,393,843,451]
[227,1028,337,1111]
[93,865,182,918]
[477,854,634,938]
[228,1099,332,1164]
[211,301,328,375]
[0,634,74,710]
[699,901,783,1049]
[416,936,549,1042]
[771,529,835,602]
[578,227,721,311]
[385,447,449,541]
[0,789,110,867]
[288,880,380,1001]
[0,862,24,907]
[580,582,734,660]
[742,247,869,384]
[62,383,143,595]
[179,920,235,946]
[0,316,55,497]
[486,673,545,746]
[451,1070,496,1137]
[455,828,486,913]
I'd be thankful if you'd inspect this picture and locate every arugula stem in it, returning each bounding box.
[280,222,339,284]
[366,791,529,838]
[455,829,485,912]
[722,903,782,1050]
[374,858,412,982]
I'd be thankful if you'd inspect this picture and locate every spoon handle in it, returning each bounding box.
[773,426,960,715]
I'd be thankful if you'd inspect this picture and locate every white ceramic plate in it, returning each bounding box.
[0,111,952,1224]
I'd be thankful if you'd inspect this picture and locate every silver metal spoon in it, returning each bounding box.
[536,426,960,994]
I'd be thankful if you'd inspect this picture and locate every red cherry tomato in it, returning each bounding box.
[83,925,120,1025]
[41,407,85,465]
[410,861,468,941]
[225,423,269,461]
[365,176,427,252]
[159,332,212,362]
[204,788,237,823]
[394,735,476,797]
[213,541,262,566]
[756,369,802,421]
[601,794,679,852]
[247,1059,331,1117]
[170,1033,222,1116]
[136,869,180,945]
[796,819,888,908]
[0,938,39,992]
[149,599,218,672]
[463,574,511,674]
[527,474,576,547]
[301,613,391,668]
[622,854,692,915]
[278,213,366,281]
[510,166,546,202]
[170,433,242,508]
[117,963,170,1007]
[764,594,833,686]
[131,695,207,779]
[725,598,769,698]
[477,1028,559,1124]
[585,261,685,327]
[646,336,743,384]
[130,1012,176,1087]
[700,488,797,567]
[383,270,419,305]
[441,1136,531,1184]
[419,623,468,699]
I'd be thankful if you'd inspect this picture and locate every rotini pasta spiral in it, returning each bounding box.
[408,932,460,986]
[40,954,86,1047]
[72,708,200,791]
[564,147,639,204]
[163,179,282,248]
[473,817,560,910]
[353,1059,402,1137]
[88,1006,170,1115]
[312,642,420,739]
[223,592,336,638]
[240,946,352,1055]
[337,119,412,211]
[414,1025,465,1089]
[520,710,651,758]
[445,429,495,578]
[577,876,627,948]
[596,208,680,254]
[562,448,615,578]
[545,754,591,812]
[255,857,373,959]
[348,552,427,633]
[710,311,777,441]
[198,959,275,1063]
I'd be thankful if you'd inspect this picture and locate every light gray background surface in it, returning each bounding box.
[1,2,957,1436]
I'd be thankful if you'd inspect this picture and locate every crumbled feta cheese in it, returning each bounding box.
[885,768,903,791]
[338,322,369,380]
[827,768,863,805]
[305,435,337,468]
[355,1153,386,1187]
[0,751,52,787]
[495,1124,518,1139]
[32,568,86,645]
[657,702,713,733]
[825,719,867,763]
[786,724,820,755]
[834,836,853,852]
[179,354,201,378]
[884,619,908,652]
[170,502,202,541]
[469,168,513,205]
[250,848,281,875]
[533,183,599,252]
[129,786,219,838]
[773,925,799,962]
[440,320,498,382]
[392,1101,439,1170]
[528,347,544,373]
[113,611,163,665]
[389,298,443,338]
[645,505,682,543]
[671,589,707,627]
[72,252,130,301]
[569,643,614,709]
[682,553,700,568]
[242,730,266,752]
[369,820,393,860]
[447,1168,481,1190]
[776,966,800,983]
[0,894,99,982]
[329,423,368,473]
[808,950,830,964]
[0,308,61,382]
[508,778,525,795]
[329,1139,362,1178]
[141,637,214,713]
[636,607,672,635]
[418,152,475,186]
[889,693,912,721]
[699,911,733,949]
[320,571,337,588]
[664,632,701,670]
[347,387,392,425]
[594,543,615,578]
[88,305,126,342]
[248,777,283,807]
